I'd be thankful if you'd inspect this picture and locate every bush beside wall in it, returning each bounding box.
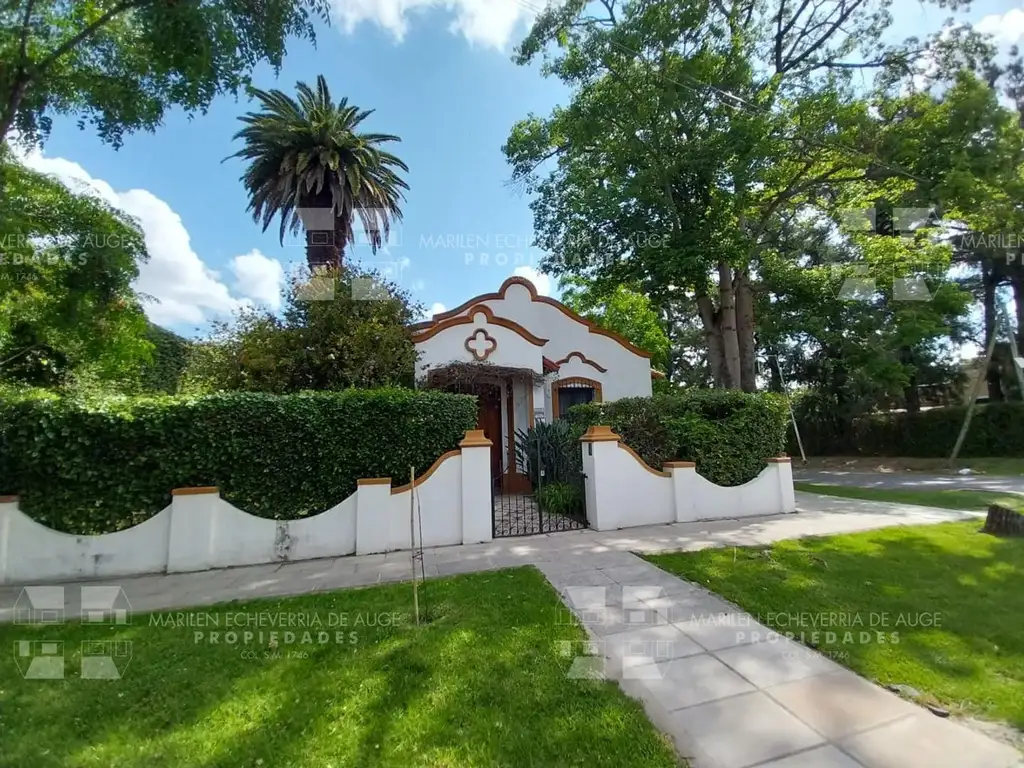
[0,389,477,534]
[567,391,789,486]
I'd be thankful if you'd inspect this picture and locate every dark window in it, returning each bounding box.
[557,386,595,418]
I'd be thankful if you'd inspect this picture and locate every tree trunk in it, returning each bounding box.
[983,264,1005,402]
[1013,271,1024,356]
[735,270,757,392]
[982,504,1024,536]
[717,260,741,389]
[898,346,921,413]
[663,303,677,382]
[697,295,728,388]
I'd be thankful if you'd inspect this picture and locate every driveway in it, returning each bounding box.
[795,469,1024,494]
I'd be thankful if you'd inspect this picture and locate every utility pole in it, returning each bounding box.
[768,353,807,464]
[949,330,1000,467]
[1005,318,1024,399]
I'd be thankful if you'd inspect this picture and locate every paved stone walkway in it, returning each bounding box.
[544,552,1020,768]
[492,492,587,536]
[2,493,1019,768]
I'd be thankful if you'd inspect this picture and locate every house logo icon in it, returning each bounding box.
[12,586,65,625]
[13,640,64,680]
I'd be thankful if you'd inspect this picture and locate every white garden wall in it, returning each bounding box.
[580,426,796,531]
[0,431,494,585]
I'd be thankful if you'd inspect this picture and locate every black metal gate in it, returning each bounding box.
[492,422,588,537]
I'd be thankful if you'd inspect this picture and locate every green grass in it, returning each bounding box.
[794,482,1024,512]
[646,522,1024,728]
[0,568,680,768]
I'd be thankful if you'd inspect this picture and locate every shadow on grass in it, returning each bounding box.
[647,521,1024,729]
[0,567,679,768]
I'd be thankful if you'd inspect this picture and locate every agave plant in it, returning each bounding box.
[514,420,585,488]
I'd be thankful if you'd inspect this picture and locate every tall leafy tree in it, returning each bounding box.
[0,0,328,149]
[182,265,420,393]
[505,0,976,391]
[560,277,671,372]
[230,76,409,269]
[0,148,150,385]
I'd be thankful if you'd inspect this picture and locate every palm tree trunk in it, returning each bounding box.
[298,190,342,270]
[305,226,340,270]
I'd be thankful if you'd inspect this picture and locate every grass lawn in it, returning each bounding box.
[794,482,1024,513]
[800,456,1024,476]
[646,522,1024,729]
[0,567,680,768]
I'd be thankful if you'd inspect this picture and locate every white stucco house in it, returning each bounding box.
[410,276,659,490]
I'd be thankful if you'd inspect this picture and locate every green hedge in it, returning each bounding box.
[848,402,1024,457]
[0,389,477,534]
[567,391,789,486]
[138,323,190,394]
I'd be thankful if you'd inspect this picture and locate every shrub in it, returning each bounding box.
[0,388,477,534]
[567,391,789,486]
[137,323,190,394]
[535,482,585,518]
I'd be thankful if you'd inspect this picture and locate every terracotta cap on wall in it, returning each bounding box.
[171,486,219,496]
[579,425,621,443]
[356,478,392,486]
[663,461,696,468]
[765,456,791,463]
[459,429,493,448]
[0,495,19,503]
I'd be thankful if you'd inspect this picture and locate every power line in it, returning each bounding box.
[509,0,933,185]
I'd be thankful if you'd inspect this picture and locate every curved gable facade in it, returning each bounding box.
[412,277,654,492]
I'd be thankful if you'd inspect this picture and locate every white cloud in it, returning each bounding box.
[11,142,263,328]
[230,249,285,310]
[975,9,1024,46]
[331,0,538,50]
[421,301,446,320]
[512,265,551,296]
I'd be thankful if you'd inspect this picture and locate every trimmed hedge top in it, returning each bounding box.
[0,388,478,534]
[791,399,1024,458]
[567,390,789,486]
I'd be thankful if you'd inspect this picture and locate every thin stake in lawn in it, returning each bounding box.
[408,465,427,625]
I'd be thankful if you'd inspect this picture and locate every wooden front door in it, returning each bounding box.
[476,383,503,479]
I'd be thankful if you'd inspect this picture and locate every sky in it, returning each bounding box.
[14,0,1024,338]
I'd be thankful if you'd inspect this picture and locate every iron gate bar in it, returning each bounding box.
[491,422,588,538]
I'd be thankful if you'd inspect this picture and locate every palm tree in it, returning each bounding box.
[229,76,409,269]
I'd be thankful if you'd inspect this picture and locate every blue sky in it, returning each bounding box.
[16,0,1024,337]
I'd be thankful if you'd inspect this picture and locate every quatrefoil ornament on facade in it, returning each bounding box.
[464,329,498,361]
